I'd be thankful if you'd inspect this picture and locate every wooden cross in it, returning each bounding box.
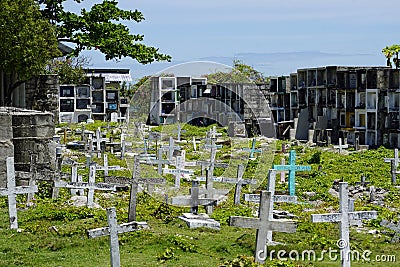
[273,150,311,196]
[1,157,38,229]
[242,138,262,158]
[230,190,297,264]
[243,170,297,245]
[54,164,116,208]
[160,137,181,161]
[87,207,149,267]
[171,180,217,214]
[105,157,165,222]
[311,182,377,267]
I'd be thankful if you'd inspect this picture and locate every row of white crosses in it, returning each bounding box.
[230,169,378,265]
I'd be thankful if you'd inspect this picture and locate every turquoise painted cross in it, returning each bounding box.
[242,138,262,158]
[273,150,311,196]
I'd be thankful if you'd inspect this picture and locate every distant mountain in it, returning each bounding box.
[87,50,385,80]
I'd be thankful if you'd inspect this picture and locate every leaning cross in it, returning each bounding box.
[244,170,297,245]
[273,150,311,196]
[105,157,165,222]
[230,190,297,264]
[242,138,262,158]
[87,207,149,267]
[1,157,38,229]
[54,164,116,207]
[311,182,377,267]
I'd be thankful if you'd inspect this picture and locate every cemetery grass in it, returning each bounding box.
[2,121,400,266]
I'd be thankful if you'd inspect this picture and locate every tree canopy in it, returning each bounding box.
[382,44,400,68]
[205,60,267,84]
[0,0,60,104]
[38,0,171,63]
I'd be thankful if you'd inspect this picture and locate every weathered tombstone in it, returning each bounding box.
[230,190,297,264]
[242,138,262,159]
[192,136,197,151]
[87,207,149,267]
[1,157,38,229]
[140,148,170,175]
[279,158,286,183]
[380,219,400,243]
[54,164,116,208]
[120,133,126,159]
[244,170,297,245]
[105,157,165,222]
[311,182,378,267]
[273,150,311,196]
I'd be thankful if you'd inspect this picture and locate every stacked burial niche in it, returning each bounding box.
[0,107,56,187]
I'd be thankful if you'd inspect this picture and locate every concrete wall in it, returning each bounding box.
[0,107,56,186]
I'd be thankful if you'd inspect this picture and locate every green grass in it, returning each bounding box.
[2,123,399,266]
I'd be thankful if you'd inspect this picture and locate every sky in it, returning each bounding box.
[66,0,400,80]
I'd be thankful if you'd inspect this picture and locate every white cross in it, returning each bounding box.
[87,207,149,267]
[54,164,116,207]
[243,170,297,245]
[105,157,165,221]
[1,157,38,229]
[311,182,377,267]
[230,190,297,264]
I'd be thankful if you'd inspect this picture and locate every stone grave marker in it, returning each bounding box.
[1,157,38,229]
[273,150,311,196]
[105,157,165,222]
[243,170,297,245]
[87,207,149,267]
[311,182,378,267]
[230,190,297,264]
[54,164,116,208]
[242,138,262,159]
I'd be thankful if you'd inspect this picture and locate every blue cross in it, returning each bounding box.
[242,138,262,158]
[273,150,311,196]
